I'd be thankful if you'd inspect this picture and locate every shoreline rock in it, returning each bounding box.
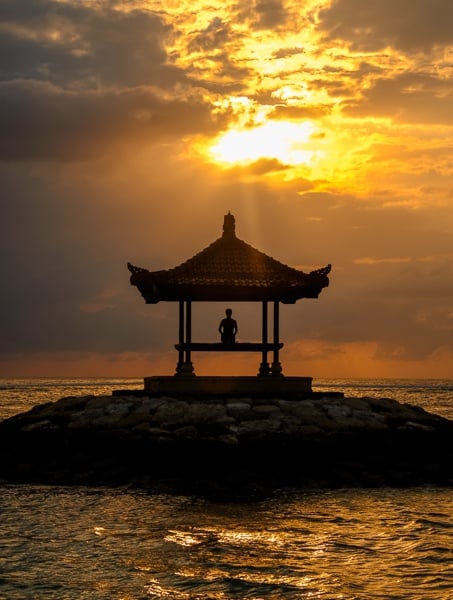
[0,393,451,500]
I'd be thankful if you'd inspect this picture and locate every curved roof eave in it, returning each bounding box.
[128,213,331,303]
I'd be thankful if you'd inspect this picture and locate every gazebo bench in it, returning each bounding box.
[175,342,283,352]
[175,342,284,375]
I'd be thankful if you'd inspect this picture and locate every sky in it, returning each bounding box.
[0,0,452,379]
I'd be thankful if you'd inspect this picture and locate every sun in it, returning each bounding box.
[208,120,320,167]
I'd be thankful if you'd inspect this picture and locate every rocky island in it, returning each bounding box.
[1,390,451,500]
[4,215,450,499]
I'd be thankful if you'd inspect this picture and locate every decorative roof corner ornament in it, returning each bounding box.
[309,264,332,277]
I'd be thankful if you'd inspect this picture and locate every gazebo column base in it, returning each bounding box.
[271,361,283,376]
[258,362,270,376]
[175,361,195,376]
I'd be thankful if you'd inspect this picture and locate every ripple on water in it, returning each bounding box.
[0,486,452,599]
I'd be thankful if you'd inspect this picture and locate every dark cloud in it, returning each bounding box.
[318,0,453,52]
[188,53,252,93]
[236,0,287,31]
[255,0,287,29]
[272,47,305,59]
[188,17,232,52]
[226,157,292,176]
[0,79,220,161]
[283,260,453,362]
[342,73,453,123]
[0,163,179,355]
[0,0,226,161]
[310,60,385,100]
[183,17,253,90]
[0,0,183,88]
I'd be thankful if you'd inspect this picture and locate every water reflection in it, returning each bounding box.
[0,486,452,599]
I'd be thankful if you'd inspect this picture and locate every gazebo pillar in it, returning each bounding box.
[176,300,185,374]
[271,301,283,376]
[259,301,270,375]
[176,300,194,375]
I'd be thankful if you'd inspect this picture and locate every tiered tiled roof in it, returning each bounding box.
[128,213,330,303]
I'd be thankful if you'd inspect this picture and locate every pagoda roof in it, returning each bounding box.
[128,213,331,303]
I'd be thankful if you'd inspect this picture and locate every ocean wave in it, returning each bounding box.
[1,486,451,600]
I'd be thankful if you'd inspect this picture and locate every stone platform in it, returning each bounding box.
[142,375,316,398]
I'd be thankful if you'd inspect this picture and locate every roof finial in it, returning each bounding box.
[222,212,236,237]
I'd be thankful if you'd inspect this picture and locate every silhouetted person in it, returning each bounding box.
[218,308,238,344]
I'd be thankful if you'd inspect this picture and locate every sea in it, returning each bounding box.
[0,378,452,600]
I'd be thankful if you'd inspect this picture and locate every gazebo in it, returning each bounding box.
[128,213,331,383]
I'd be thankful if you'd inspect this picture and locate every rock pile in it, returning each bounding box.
[1,393,451,499]
[4,393,446,440]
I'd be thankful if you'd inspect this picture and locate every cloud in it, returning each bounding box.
[0,0,229,161]
[236,0,287,31]
[318,0,453,52]
[354,257,413,265]
[0,79,220,161]
[272,46,305,60]
[225,157,291,176]
[269,104,331,120]
[254,0,287,29]
[342,73,453,123]
[188,17,233,52]
[0,0,184,88]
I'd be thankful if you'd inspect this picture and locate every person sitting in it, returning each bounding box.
[218,308,238,344]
